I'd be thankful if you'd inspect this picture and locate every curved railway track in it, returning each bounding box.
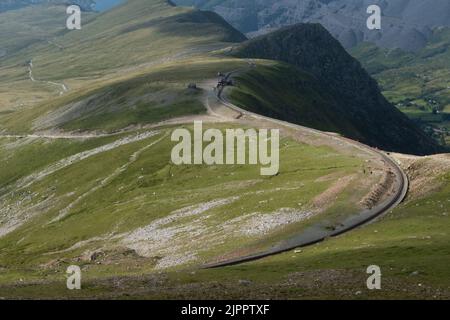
[203,69,409,269]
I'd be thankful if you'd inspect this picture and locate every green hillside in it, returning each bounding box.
[0,124,372,287]
[227,61,362,139]
[158,155,450,299]
[1,0,245,75]
[0,1,439,155]
[0,0,378,297]
[0,57,248,133]
[0,0,247,132]
[1,144,448,299]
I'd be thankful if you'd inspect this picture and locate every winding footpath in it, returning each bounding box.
[0,133,112,139]
[202,69,409,268]
[28,59,68,96]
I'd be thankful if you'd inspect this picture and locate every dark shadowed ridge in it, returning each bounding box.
[232,23,443,155]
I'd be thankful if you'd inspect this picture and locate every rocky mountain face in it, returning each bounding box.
[0,0,95,12]
[231,23,442,154]
[175,0,450,51]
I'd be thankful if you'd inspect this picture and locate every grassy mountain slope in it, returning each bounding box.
[2,149,448,299]
[1,0,246,77]
[158,154,450,299]
[231,23,442,155]
[0,1,439,156]
[0,0,386,297]
[0,5,69,58]
[0,0,247,132]
[0,57,248,133]
[0,124,374,284]
[227,61,361,137]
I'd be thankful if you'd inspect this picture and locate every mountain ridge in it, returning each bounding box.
[230,23,442,155]
[174,0,450,52]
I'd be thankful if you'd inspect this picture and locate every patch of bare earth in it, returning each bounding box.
[121,197,240,269]
[223,208,314,237]
[360,169,396,209]
[311,174,355,209]
[392,153,450,201]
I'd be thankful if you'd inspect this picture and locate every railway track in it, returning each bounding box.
[202,68,409,269]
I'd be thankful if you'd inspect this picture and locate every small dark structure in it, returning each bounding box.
[217,79,233,87]
[187,83,197,89]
